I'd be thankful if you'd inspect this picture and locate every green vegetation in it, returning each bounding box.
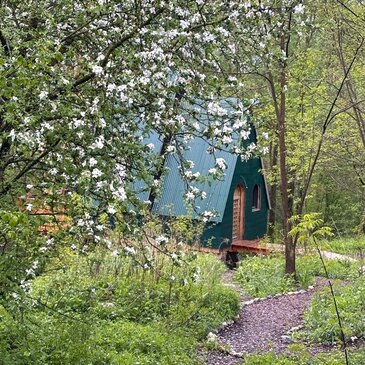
[302,275,365,345]
[319,236,365,257]
[234,254,358,298]
[240,344,365,365]
[0,250,239,365]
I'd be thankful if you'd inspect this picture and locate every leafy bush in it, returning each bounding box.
[0,309,198,365]
[0,250,239,365]
[303,276,365,345]
[235,254,359,298]
[234,255,295,297]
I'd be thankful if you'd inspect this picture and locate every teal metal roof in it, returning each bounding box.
[132,132,163,202]
[133,98,253,222]
[152,139,238,222]
[150,98,245,222]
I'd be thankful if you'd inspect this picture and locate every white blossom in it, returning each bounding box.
[107,206,116,214]
[92,65,104,75]
[215,158,227,170]
[39,90,48,100]
[156,235,169,245]
[294,4,305,14]
[92,168,103,178]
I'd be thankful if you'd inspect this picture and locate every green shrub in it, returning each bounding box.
[0,308,198,365]
[0,250,240,365]
[303,276,365,344]
[234,255,295,297]
[235,254,359,298]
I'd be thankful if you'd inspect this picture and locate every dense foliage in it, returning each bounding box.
[303,275,365,345]
[0,250,239,364]
[235,254,358,298]
[1,0,365,362]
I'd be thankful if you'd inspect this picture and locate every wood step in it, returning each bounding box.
[230,239,269,255]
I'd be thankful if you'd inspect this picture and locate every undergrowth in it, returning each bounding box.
[234,254,358,298]
[0,249,239,365]
[302,275,365,345]
[319,236,365,257]
[240,344,365,364]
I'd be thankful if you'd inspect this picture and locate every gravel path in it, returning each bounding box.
[205,277,330,365]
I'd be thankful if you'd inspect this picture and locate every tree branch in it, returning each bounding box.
[298,37,365,215]
[0,30,11,56]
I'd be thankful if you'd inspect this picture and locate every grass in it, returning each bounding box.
[0,249,240,365]
[301,274,365,345]
[319,235,365,257]
[240,343,365,364]
[234,253,359,298]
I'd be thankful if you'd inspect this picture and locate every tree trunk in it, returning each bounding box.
[277,86,295,275]
[267,142,278,239]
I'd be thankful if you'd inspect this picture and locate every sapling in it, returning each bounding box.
[290,213,349,365]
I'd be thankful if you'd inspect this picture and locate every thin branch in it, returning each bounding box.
[298,37,365,215]
[0,30,11,56]
[335,0,365,22]
[0,138,61,196]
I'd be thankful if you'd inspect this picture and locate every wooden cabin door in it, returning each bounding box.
[232,185,245,241]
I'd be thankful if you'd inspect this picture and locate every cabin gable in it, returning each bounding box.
[201,155,269,249]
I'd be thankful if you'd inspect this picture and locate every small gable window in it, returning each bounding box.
[252,184,261,211]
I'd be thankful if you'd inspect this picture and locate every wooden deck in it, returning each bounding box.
[230,239,269,255]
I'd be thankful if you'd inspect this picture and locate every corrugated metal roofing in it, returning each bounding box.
[132,132,163,202]
[152,139,238,222]
[150,98,244,222]
[133,98,253,222]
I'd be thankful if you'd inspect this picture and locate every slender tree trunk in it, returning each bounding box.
[267,54,295,275]
[277,78,295,275]
[268,142,278,239]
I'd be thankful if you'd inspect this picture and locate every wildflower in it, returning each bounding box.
[107,206,116,214]
[294,4,305,14]
[89,157,98,167]
[39,90,48,99]
[125,246,136,255]
[92,65,104,75]
[92,168,103,178]
[156,235,169,245]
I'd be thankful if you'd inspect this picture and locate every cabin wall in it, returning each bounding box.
[200,221,230,250]
[201,157,268,248]
[239,157,269,240]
